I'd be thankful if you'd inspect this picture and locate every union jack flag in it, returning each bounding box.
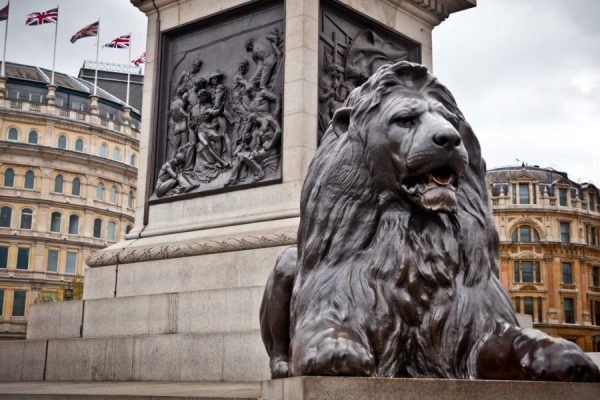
[70,21,99,44]
[132,52,146,66]
[0,5,9,22]
[104,34,130,49]
[26,7,58,26]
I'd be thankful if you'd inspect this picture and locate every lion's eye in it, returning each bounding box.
[394,115,418,128]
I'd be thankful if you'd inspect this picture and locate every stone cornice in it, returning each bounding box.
[86,229,297,267]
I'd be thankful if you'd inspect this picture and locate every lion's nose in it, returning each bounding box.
[433,129,462,151]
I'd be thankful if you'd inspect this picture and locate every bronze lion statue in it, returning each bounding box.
[260,61,600,381]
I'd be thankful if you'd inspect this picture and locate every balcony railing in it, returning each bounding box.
[490,194,600,215]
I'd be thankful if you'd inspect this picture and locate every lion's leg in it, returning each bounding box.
[477,323,600,381]
[290,317,375,377]
[259,246,298,379]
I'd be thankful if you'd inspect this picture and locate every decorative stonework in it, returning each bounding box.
[151,1,284,202]
[86,229,297,267]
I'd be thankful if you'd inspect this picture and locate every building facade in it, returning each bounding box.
[0,62,140,339]
[487,165,600,351]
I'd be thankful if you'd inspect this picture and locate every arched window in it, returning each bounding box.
[28,130,38,144]
[24,170,35,189]
[107,221,116,241]
[72,177,81,196]
[112,147,121,161]
[3,168,15,187]
[7,127,18,141]
[50,212,61,232]
[57,135,67,149]
[127,191,134,208]
[511,225,541,243]
[75,138,84,152]
[93,218,102,239]
[130,154,137,167]
[110,185,118,204]
[99,143,108,157]
[97,182,105,200]
[20,208,33,229]
[0,206,12,228]
[54,174,64,193]
[68,214,79,235]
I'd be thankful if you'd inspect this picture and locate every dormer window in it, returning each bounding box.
[511,225,540,243]
[559,188,568,206]
[512,182,536,205]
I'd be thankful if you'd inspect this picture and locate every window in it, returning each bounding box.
[20,208,32,230]
[75,138,84,152]
[7,90,18,100]
[72,177,81,196]
[93,218,102,238]
[54,174,64,193]
[99,143,108,157]
[27,130,38,144]
[0,206,12,227]
[588,226,598,246]
[564,298,575,323]
[57,135,67,149]
[514,261,541,283]
[107,221,116,241]
[560,222,570,243]
[47,249,59,273]
[71,101,84,111]
[50,212,61,232]
[68,215,79,235]
[12,290,26,317]
[7,127,18,141]
[16,247,29,270]
[559,188,568,206]
[4,168,14,187]
[514,297,521,313]
[29,93,42,103]
[97,182,105,200]
[537,297,543,323]
[562,262,573,284]
[65,252,77,275]
[24,170,35,189]
[110,185,118,204]
[112,147,121,161]
[524,297,534,317]
[592,300,600,326]
[127,191,134,208]
[55,98,64,108]
[511,225,540,243]
[590,193,596,211]
[126,225,132,234]
[592,266,599,288]
[519,183,530,204]
[0,246,7,268]
[0,289,3,315]
[130,154,137,167]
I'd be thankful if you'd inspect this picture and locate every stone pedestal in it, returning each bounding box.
[0,0,476,384]
[89,94,100,115]
[46,84,57,106]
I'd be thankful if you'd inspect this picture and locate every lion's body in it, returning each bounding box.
[260,62,600,381]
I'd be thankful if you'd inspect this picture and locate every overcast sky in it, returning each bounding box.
[3,1,598,185]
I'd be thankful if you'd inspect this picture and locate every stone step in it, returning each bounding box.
[0,332,270,382]
[27,286,264,340]
[0,381,261,399]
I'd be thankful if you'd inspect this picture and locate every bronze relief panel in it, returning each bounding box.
[151,1,284,202]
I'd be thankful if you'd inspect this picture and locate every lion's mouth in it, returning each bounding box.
[400,164,459,213]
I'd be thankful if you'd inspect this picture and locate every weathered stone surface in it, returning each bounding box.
[26,301,83,340]
[0,340,46,382]
[82,264,116,300]
[261,376,600,400]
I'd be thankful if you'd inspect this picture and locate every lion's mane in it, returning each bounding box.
[290,62,517,378]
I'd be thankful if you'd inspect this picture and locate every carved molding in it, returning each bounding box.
[86,229,297,267]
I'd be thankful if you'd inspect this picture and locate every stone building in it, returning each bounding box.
[0,61,140,339]
[487,165,600,351]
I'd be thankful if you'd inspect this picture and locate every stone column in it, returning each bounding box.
[0,76,6,99]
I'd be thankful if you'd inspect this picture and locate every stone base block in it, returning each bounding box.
[261,377,600,400]
[0,340,46,381]
[26,301,83,340]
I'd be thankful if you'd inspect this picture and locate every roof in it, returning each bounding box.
[1,61,140,114]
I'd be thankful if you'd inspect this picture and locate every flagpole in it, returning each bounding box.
[93,18,100,95]
[50,5,59,85]
[126,32,131,106]
[1,0,10,78]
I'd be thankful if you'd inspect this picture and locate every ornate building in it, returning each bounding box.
[0,62,140,339]
[487,165,600,351]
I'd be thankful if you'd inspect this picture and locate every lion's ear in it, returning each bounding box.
[331,107,352,137]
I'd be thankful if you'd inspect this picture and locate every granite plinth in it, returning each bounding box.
[261,377,600,400]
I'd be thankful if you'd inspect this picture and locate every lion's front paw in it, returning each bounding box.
[270,357,289,379]
[293,329,375,376]
[525,340,600,382]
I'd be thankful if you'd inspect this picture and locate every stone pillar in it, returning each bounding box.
[122,106,132,126]
[89,94,100,115]
[0,76,6,99]
[46,84,57,106]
